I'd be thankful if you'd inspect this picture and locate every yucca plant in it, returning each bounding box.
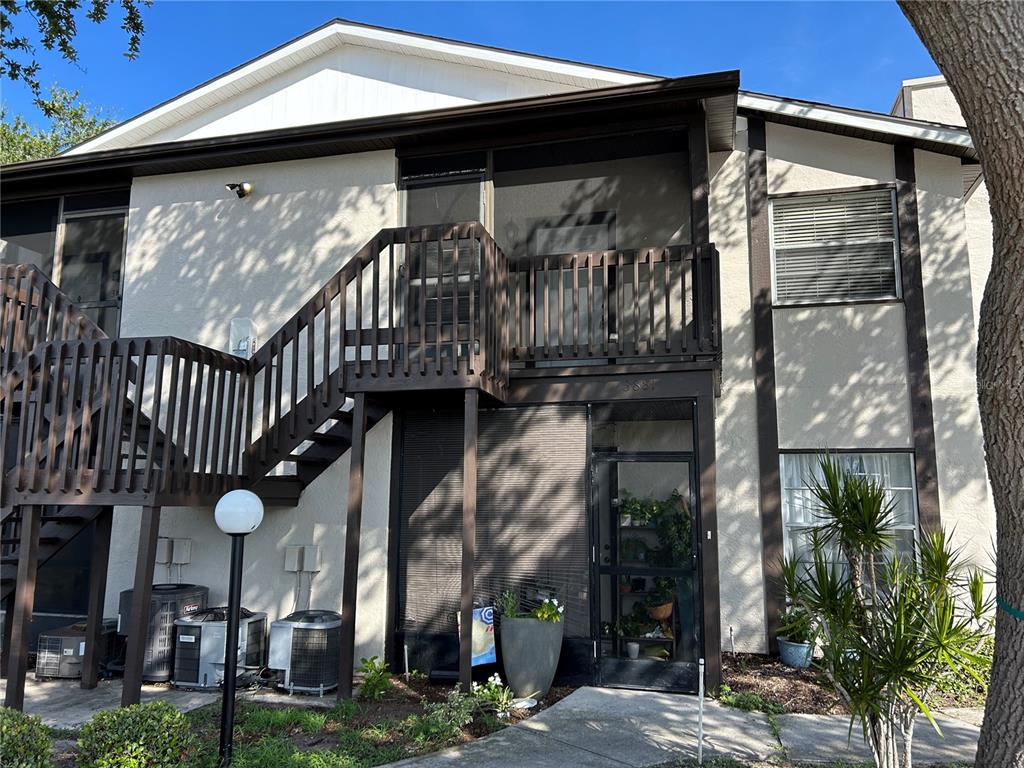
[782,455,991,768]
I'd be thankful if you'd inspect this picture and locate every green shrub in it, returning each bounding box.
[0,708,53,768]
[356,656,392,700]
[76,700,195,768]
[403,688,476,747]
[470,673,514,715]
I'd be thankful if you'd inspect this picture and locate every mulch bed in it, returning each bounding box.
[721,652,845,715]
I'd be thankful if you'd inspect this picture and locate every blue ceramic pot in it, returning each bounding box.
[778,637,813,669]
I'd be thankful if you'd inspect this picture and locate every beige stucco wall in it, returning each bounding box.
[121,151,398,347]
[964,180,993,332]
[906,81,966,126]
[766,123,895,195]
[914,150,994,571]
[101,150,401,663]
[765,124,912,451]
[774,305,913,450]
[710,127,768,654]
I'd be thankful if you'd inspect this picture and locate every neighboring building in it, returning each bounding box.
[0,20,994,705]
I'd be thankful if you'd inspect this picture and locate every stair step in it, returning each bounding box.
[1,536,62,546]
[286,453,332,465]
[258,477,304,496]
[307,432,349,446]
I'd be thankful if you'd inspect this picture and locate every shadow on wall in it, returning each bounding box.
[397,406,591,642]
[121,153,396,350]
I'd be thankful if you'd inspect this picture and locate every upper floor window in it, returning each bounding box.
[770,188,901,305]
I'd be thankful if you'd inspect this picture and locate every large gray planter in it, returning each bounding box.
[500,617,563,699]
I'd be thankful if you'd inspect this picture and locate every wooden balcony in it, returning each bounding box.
[0,223,719,508]
[508,244,721,366]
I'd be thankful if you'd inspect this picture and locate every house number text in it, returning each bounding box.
[623,379,657,393]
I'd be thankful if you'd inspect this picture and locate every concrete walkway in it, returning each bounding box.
[394,687,982,767]
[0,676,334,729]
[1,678,981,766]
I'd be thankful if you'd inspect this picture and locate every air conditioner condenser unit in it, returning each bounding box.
[268,610,342,694]
[172,606,267,690]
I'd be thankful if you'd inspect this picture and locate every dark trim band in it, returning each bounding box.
[767,182,896,200]
[894,144,941,534]
[746,116,784,653]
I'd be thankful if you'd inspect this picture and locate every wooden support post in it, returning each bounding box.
[1,591,14,677]
[81,507,113,689]
[696,395,722,692]
[338,393,368,700]
[121,505,161,707]
[4,505,41,710]
[459,389,478,693]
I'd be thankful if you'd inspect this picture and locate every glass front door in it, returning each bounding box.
[592,454,701,691]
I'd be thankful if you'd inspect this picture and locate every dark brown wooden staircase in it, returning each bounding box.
[0,505,105,602]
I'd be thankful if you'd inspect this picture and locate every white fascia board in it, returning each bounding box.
[66,21,654,156]
[328,21,655,86]
[901,74,947,88]
[737,92,973,151]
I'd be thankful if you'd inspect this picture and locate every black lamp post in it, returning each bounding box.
[214,489,264,766]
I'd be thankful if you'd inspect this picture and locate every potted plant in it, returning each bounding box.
[777,606,815,668]
[645,577,676,623]
[620,536,649,563]
[498,591,564,699]
[620,605,655,638]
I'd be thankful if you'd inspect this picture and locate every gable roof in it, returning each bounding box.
[2,72,739,199]
[3,18,978,194]
[64,17,655,155]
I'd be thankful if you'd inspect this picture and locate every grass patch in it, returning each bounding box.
[237,705,329,736]
[718,684,787,715]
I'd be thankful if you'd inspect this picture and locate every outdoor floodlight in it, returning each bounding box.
[225,182,253,198]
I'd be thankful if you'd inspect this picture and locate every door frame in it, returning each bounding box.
[585,401,705,692]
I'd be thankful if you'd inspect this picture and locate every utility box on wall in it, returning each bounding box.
[229,318,258,358]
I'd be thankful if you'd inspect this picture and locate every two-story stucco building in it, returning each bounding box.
[0,20,994,708]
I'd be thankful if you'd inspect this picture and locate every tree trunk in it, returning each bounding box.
[897,3,1024,767]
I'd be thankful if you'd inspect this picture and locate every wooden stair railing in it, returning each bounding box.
[246,221,509,480]
[2,337,250,506]
[2,264,106,381]
[0,222,511,508]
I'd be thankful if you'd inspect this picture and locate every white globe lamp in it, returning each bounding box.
[215,489,264,535]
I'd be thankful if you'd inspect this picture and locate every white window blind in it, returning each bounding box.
[771,189,900,304]
[780,452,918,565]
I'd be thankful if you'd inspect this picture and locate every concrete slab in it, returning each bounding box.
[391,725,627,768]
[519,687,777,765]
[778,712,980,766]
[0,677,214,729]
[0,675,335,730]
[914,716,979,765]
[777,713,872,764]
[394,687,777,768]
[940,706,985,728]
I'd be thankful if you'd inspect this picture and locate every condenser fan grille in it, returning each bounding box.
[290,627,340,689]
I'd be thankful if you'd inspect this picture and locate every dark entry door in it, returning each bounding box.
[592,454,702,691]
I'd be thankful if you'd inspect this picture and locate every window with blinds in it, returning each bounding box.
[770,188,901,305]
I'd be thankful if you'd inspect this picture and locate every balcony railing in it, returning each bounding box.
[508,244,720,364]
[0,224,719,507]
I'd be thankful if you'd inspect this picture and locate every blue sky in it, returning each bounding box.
[3,1,938,126]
